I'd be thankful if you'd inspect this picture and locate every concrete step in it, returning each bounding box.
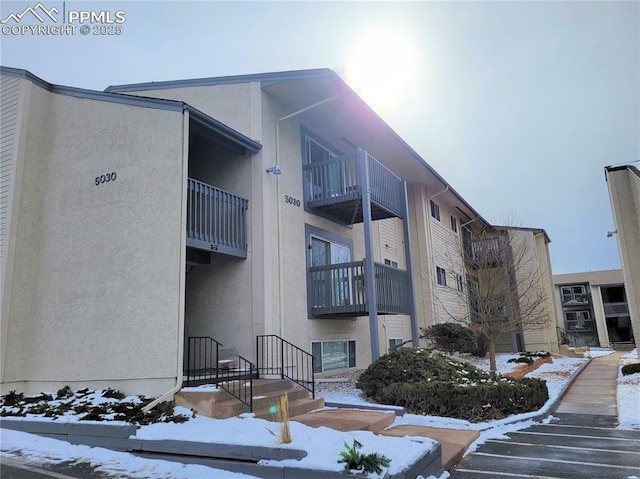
[381,425,480,471]
[176,379,319,420]
[292,408,396,434]
[255,397,325,420]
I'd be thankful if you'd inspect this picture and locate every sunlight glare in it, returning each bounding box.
[345,30,417,111]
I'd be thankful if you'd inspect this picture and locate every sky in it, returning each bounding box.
[4,349,637,478]
[1,0,638,274]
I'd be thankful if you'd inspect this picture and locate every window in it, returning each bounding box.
[455,273,464,291]
[302,128,344,205]
[436,266,447,286]
[388,338,403,351]
[450,216,458,233]
[565,311,593,331]
[430,200,440,221]
[384,258,398,268]
[312,340,356,373]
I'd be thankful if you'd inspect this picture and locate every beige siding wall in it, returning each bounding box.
[1,81,186,396]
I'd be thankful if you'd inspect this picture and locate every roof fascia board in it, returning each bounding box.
[105,68,333,93]
[1,66,261,154]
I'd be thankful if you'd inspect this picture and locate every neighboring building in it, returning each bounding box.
[1,66,558,399]
[553,270,634,348]
[605,165,640,358]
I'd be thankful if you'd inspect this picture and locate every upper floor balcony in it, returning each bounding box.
[560,292,590,306]
[303,150,404,224]
[466,236,507,268]
[603,302,629,317]
[309,260,412,318]
[186,178,248,258]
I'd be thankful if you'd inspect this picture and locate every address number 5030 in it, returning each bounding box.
[95,172,117,186]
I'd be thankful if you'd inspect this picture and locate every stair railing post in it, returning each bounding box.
[280,336,285,379]
[215,340,219,385]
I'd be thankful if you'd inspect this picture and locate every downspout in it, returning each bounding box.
[273,95,338,337]
[143,110,189,411]
[425,186,449,324]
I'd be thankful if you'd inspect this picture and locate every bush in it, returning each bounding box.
[421,323,477,355]
[472,325,490,358]
[338,439,390,475]
[621,363,640,376]
[356,348,548,422]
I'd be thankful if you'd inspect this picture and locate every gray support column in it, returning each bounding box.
[358,148,380,361]
[402,181,420,347]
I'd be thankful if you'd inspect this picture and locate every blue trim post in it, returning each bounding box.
[402,181,420,347]
[358,148,380,361]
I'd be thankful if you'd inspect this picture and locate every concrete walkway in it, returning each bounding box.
[294,351,630,474]
[555,350,621,416]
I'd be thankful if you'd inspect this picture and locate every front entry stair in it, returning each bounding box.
[175,378,324,420]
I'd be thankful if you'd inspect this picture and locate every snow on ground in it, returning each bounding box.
[2,350,639,479]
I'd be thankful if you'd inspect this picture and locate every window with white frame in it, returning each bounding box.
[384,258,399,268]
[388,338,403,351]
[455,273,464,291]
[560,285,588,305]
[430,200,440,221]
[312,340,356,373]
[450,216,458,233]
[436,266,447,286]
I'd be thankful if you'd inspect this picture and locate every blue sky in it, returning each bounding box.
[2,1,638,274]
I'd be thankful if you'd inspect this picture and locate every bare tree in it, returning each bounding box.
[439,220,552,372]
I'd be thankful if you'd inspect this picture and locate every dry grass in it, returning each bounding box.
[267,392,291,444]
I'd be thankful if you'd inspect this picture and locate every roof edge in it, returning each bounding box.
[105,68,334,93]
[0,66,261,153]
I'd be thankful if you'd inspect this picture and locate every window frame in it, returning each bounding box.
[436,266,447,286]
[455,273,464,291]
[388,338,403,352]
[311,339,356,373]
[564,310,593,331]
[430,200,440,221]
[450,215,458,233]
[384,258,399,268]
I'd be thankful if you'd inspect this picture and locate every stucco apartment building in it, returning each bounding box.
[1,66,558,399]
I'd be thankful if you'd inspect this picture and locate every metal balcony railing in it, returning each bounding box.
[303,152,404,223]
[561,293,590,305]
[187,178,248,258]
[603,302,629,316]
[309,260,411,317]
[468,236,506,265]
[566,318,595,332]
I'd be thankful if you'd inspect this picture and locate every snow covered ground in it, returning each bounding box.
[1,350,638,479]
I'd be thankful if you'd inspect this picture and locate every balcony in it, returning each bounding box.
[309,261,411,317]
[603,302,629,317]
[303,151,404,224]
[186,178,248,258]
[561,292,590,306]
[566,318,595,332]
[466,236,506,267]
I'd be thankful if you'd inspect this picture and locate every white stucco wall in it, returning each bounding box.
[1,80,186,396]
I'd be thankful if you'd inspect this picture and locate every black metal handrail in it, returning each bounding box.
[185,336,255,412]
[256,335,315,398]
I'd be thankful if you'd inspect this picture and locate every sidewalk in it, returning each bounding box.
[554,351,622,417]
[294,351,627,472]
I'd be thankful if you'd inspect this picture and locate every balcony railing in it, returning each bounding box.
[603,302,629,317]
[303,152,404,223]
[561,293,590,305]
[467,236,506,266]
[187,178,248,258]
[566,318,595,332]
[309,260,411,317]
